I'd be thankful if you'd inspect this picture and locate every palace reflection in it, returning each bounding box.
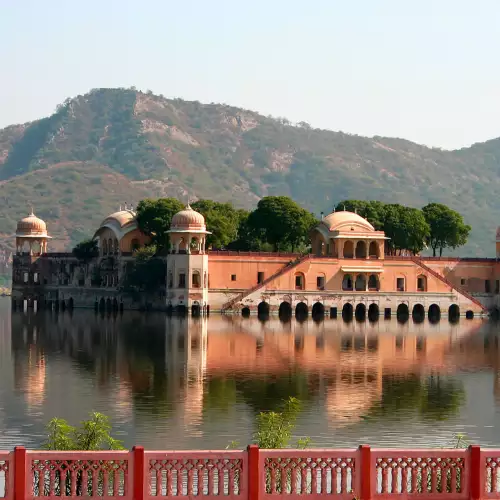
[7,309,500,448]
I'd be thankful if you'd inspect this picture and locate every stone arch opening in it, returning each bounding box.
[342,274,353,291]
[279,301,292,319]
[294,272,305,290]
[68,297,74,310]
[114,239,119,254]
[417,275,427,292]
[106,298,112,311]
[192,302,201,316]
[355,274,366,291]
[397,303,409,322]
[241,307,251,318]
[99,298,105,311]
[192,270,201,288]
[412,304,425,323]
[113,298,118,311]
[179,237,188,253]
[369,241,379,258]
[343,241,354,259]
[448,304,460,322]
[355,241,367,258]
[102,239,108,255]
[466,310,474,320]
[312,302,325,319]
[295,302,308,319]
[355,303,366,320]
[428,304,441,323]
[257,301,270,317]
[368,303,379,321]
[342,303,353,321]
[368,274,379,291]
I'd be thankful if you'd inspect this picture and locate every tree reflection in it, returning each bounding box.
[368,374,465,421]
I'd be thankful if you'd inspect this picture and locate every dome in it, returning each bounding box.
[171,205,206,231]
[322,210,374,232]
[100,210,136,228]
[16,211,48,237]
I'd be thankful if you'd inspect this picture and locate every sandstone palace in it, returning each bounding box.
[11,205,500,319]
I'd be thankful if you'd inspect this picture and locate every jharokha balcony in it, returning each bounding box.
[0,444,497,499]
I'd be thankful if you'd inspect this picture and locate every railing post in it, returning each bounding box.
[133,446,145,500]
[359,445,372,500]
[469,445,482,500]
[14,446,27,500]
[247,445,259,500]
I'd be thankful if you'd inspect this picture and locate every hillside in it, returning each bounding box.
[1,87,499,255]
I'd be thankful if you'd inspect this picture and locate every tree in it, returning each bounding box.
[422,203,472,256]
[72,239,99,262]
[334,200,386,230]
[44,412,123,451]
[191,200,249,249]
[135,198,184,251]
[122,245,166,296]
[247,196,317,251]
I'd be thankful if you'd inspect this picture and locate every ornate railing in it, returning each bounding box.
[0,445,497,499]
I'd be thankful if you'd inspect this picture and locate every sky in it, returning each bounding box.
[1,0,499,149]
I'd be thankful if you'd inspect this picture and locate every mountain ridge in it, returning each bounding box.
[0,87,499,256]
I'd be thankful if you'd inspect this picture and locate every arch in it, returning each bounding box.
[448,304,460,322]
[294,272,305,290]
[368,274,379,291]
[257,301,270,316]
[312,302,325,318]
[355,303,366,320]
[179,237,188,253]
[412,304,425,323]
[192,303,201,316]
[106,297,112,311]
[343,240,354,258]
[130,238,140,252]
[368,241,379,258]
[102,239,108,255]
[466,310,474,320]
[355,241,367,258]
[108,238,113,254]
[342,274,353,291]
[192,270,201,288]
[279,301,292,318]
[417,274,427,292]
[113,298,118,311]
[368,303,379,321]
[68,297,74,310]
[342,303,353,321]
[397,303,409,319]
[295,302,308,319]
[428,304,441,322]
[114,238,119,254]
[355,274,366,291]
[241,307,251,318]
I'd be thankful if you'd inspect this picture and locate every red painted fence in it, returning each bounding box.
[1,445,500,499]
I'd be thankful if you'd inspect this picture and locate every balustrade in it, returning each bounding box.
[0,445,497,499]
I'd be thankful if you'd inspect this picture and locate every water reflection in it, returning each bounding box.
[1,301,500,449]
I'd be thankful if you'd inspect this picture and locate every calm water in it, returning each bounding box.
[1,298,500,450]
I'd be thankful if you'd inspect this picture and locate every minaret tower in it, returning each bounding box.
[166,205,211,315]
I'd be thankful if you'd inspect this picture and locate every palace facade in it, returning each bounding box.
[11,205,500,319]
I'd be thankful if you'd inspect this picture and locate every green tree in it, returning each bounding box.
[247,196,317,251]
[422,203,472,256]
[136,198,184,251]
[191,199,250,248]
[72,239,99,262]
[122,245,166,295]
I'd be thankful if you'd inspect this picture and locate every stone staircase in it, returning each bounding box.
[221,253,312,312]
[411,257,486,310]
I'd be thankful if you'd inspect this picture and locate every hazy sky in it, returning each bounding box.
[2,0,499,149]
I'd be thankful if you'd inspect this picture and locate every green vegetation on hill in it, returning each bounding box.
[0,88,498,255]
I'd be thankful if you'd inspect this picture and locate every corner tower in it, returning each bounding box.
[166,205,211,315]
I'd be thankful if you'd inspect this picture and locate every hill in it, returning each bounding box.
[0,87,499,256]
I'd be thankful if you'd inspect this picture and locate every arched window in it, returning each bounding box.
[102,239,108,255]
[342,274,353,291]
[192,271,201,288]
[108,238,113,254]
[368,274,379,291]
[355,274,366,291]
[355,241,367,258]
[417,275,427,292]
[114,239,119,254]
[343,241,354,258]
[369,241,379,258]
[295,273,305,290]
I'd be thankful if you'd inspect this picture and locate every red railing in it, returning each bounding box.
[2,445,500,499]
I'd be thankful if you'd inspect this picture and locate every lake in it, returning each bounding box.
[1,298,499,450]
